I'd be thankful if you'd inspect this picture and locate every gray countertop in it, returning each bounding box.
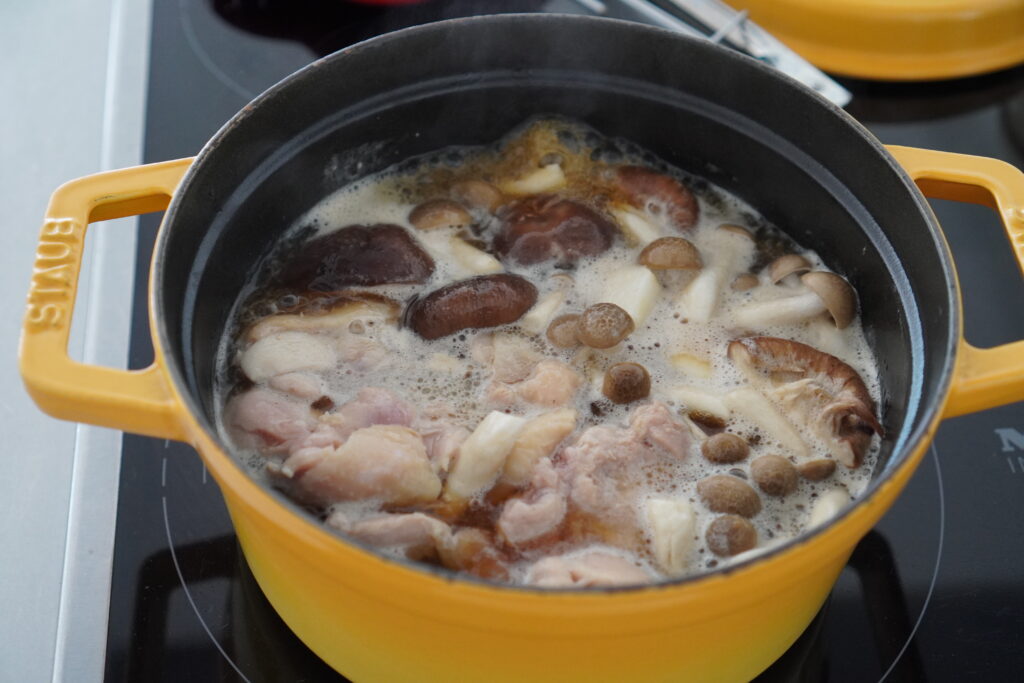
[1,1,149,680]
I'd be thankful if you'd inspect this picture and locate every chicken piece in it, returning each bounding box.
[415,417,471,475]
[239,331,337,383]
[630,400,690,460]
[728,337,882,467]
[516,360,582,408]
[327,511,451,556]
[497,458,568,546]
[225,388,317,453]
[268,372,325,400]
[471,332,540,383]
[317,387,417,445]
[560,403,691,540]
[333,331,389,371]
[438,528,510,580]
[525,549,653,587]
[501,408,578,487]
[288,425,441,506]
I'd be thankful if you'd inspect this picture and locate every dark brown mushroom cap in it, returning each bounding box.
[728,337,883,467]
[750,455,798,496]
[576,303,635,349]
[602,362,651,404]
[615,166,699,231]
[701,433,750,464]
[403,274,538,340]
[638,237,702,270]
[493,195,616,266]
[706,515,757,557]
[697,475,762,517]
[277,224,434,292]
[797,458,837,481]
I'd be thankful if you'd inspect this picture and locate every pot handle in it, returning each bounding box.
[887,145,1024,418]
[19,159,195,441]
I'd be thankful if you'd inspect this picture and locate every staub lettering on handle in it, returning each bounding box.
[26,219,82,330]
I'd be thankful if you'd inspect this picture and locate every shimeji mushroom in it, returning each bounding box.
[732,271,857,329]
[728,337,882,467]
[767,254,812,284]
[444,411,527,500]
[678,225,756,322]
[645,497,697,576]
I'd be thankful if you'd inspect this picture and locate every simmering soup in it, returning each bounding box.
[217,119,882,587]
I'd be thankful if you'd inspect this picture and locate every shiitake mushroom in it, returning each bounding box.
[493,195,616,265]
[277,224,434,292]
[404,274,538,340]
[615,166,699,231]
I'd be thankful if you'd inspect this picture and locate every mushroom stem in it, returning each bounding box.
[732,292,827,328]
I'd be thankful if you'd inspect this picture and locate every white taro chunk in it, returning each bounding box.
[599,265,662,328]
[520,289,567,335]
[809,488,850,527]
[645,498,697,576]
[444,411,527,500]
[609,205,664,246]
[239,331,337,382]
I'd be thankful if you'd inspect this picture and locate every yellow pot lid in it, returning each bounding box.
[730,0,1024,81]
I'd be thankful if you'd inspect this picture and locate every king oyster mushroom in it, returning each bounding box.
[728,337,883,467]
[733,271,857,329]
[678,224,756,322]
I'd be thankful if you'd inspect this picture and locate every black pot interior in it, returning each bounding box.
[156,14,957,493]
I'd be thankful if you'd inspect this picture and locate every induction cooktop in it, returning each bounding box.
[100,1,1024,680]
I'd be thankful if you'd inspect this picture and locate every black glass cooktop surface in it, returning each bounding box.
[103,1,1024,680]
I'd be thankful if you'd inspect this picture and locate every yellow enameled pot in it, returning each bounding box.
[19,15,1024,682]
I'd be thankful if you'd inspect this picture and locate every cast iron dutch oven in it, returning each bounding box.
[20,14,1024,682]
